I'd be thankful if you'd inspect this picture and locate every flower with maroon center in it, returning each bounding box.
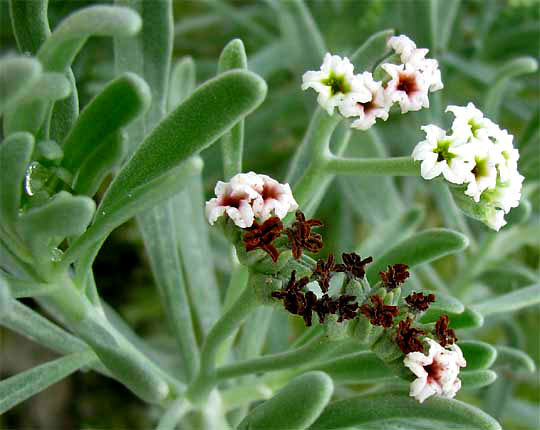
[285,211,323,259]
[243,216,284,262]
[271,270,310,315]
[405,291,436,312]
[251,174,298,220]
[335,252,373,279]
[382,63,430,113]
[380,263,410,290]
[404,338,467,403]
[359,294,399,328]
[435,315,458,347]
[395,318,426,354]
[312,253,336,293]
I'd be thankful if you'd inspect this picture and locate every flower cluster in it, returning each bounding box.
[301,35,442,130]
[412,102,524,231]
[205,172,298,229]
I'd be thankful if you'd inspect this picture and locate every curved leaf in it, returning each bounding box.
[366,229,469,284]
[0,56,42,113]
[310,393,501,430]
[494,346,536,373]
[62,72,150,172]
[37,6,142,72]
[447,307,484,329]
[419,293,465,323]
[472,284,540,316]
[459,341,497,371]
[8,0,50,55]
[461,369,497,389]
[168,56,196,110]
[238,371,334,430]
[0,351,95,414]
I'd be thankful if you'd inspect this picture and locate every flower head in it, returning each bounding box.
[313,254,336,293]
[285,211,324,259]
[302,53,370,115]
[382,63,430,113]
[243,217,284,262]
[349,72,391,130]
[406,291,436,312]
[335,252,373,279]
[206,172,297,228]
[359,295,400,328]
[404,338,466,403]
[413,125,473,184]
[446,103,498,142]
[379,263,410,290]
[395,318,426,354]
[462,139,499,202]
[435,315,458,347]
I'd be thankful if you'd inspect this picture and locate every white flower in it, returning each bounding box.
[484,207,508,231]
[251,174,299,220]
[446,103,499,142]
[382,63,430,113]
[302,53,370,116]
[404,338,466,403]
[491,128,519,182]
[462,139,499,202]
[483,171,524,214]
[388,35,423,64]
[412,125,473,184]
[345,72,391,130]
[205,172,297,228]
[416,58,443,92]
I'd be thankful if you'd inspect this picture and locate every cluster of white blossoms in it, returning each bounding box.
[205,172,298,228]
[412,102,524,231]
[404,339,467,403]
[301,35,443,130]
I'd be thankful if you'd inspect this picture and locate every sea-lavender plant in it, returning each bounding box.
[1,1,539,429]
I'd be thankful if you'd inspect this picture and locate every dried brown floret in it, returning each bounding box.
[313,253,336,293]
[312,293,338,324]
[335,295,359,322]
[335,252,373,279]
[435,315,458,347]
[243,216,284,262]
[395,318,426,354]
[285,211,323,259]
[359,294,400,328]
[380,263,410,289]
[271,270,309,315]
[405,291,436,312]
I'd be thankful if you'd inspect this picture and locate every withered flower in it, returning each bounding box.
[405,291,436,312]
[336,295,359,322]
[380,263,410,289]
[243,216,284,262]
[313,253,336,293]
[359,294,400,328]
[435,315,458,347]
[271,270,309,317]
[312,294,338,324]
[335,252,373,279]
[395,318,426,354]
[285,211,323,259]
[301,291,318,326]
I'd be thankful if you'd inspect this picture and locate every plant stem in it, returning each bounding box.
[187,277,259,404]
[156,399,192,430]
[324,155,420,177]
[215,334,332,381]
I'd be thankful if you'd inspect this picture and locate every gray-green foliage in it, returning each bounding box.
[1,1,538,429]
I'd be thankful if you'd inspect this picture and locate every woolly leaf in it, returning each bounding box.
[310,392,501,430]
[0,56,42,113]
[419,293,465,323]
[62,72,150,172]
[366,229,469,284]
[168,56,196,110]
[461,370,498,390]
[494,346,536,373]
[238,371,334,430]
[0,351,95,415]
[447,307,484,329]
[472,284,540,316]
[459,340,497,371]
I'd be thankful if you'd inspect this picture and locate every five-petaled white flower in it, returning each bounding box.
[382,63,430,113]
[348,72,391,130]
[404,338,466,403]
[205,172,298,228]
[462,139,499,202]
[302,53,371,116]
[446,103,498,142]
[412,125,472,183]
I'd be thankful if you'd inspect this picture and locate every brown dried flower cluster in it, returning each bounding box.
[335,252,373,279]
[405,291,436,312]
[380,263,410,289]
[435,315,458,347]
[312,254,336,293]
[395,318,426,354]
[359,295,400,328]
[243,217,284,262]
[285,211,324,259]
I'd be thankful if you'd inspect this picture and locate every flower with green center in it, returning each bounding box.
[463,141,499,202]
[412,125,472,183]
[446,102,498,142]
[302,53,371,116]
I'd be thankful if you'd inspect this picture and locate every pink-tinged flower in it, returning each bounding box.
[342,72,391,130]
[382,63,430,113]
[205,172,298,228]
[388,35,422,64]
[252,174,299,220]
[404,338,466,403]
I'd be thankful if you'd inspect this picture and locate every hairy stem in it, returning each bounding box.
[324,155,420,177]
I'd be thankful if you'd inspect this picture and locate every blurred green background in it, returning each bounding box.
[1,0,538,428]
